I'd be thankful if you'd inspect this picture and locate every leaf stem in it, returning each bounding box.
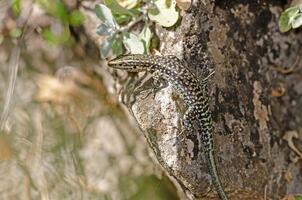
[119,15,145,32]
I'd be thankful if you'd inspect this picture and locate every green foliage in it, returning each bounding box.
[296,195,302,200]
[127,175,179,200]
[0,34,4,44]
[139,25,152,54]
[54,0,68,23]
[11,0,21,16]
[279,5,302,32]
[95,4,118,28]
[69,10,85,26]
[36,0,85,45]
[9,0,86,44]
[148,0,179,27]
[112,36,123,55]
[123,32,145,54]
[100,37,114,58]
[95,0,181,58]
[9,28,22,38]
[41,27,70,45]
[103,0,136,16]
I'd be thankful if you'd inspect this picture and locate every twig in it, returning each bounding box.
[119,15,145,32]
[0,0,34,130]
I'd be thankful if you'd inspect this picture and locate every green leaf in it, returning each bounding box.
[292,13,302,28]
[148,0,179,27]
[68,10,85,26]
[123,32,145,54]
[41,26,71,45]
[9,28,22,38]
[114,13,132,24]
[0,34,3,45]
[96,23,116,36]
[54,0,68,23]
[279,6,300,32]
[103,0,133,16]
[295,195,302,200]
[118,0,139,9]
[36,0,57,18]
[128,175,179,200]
[95,4,117,28]
[139,25,152,53]
[42,28,57,44]
[11,0,21,16]
[100,37,113,58]
[112,37,124,56]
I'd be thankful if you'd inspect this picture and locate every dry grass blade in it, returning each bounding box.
[0,1,33,130]
[0,0,9,23]
[0,46,20,130]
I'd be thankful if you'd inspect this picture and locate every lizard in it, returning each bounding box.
[108,54,228,200]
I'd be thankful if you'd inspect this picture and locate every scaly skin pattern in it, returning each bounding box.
[108,54,228,200]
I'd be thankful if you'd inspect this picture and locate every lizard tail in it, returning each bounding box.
[205,150,229,200]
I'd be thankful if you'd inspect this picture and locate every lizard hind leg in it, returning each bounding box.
[182,106,198,136]
[167,107,198,146]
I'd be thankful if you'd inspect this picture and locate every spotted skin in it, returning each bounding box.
[108,54,228,200]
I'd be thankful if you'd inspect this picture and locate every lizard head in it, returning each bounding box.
[107,54,155,72]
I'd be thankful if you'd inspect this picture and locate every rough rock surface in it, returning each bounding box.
[101,1,302,199]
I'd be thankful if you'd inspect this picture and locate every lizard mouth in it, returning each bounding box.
[107,54,145,72]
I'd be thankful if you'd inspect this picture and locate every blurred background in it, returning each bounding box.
[0,0,179,199]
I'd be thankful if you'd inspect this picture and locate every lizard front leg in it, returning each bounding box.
[138,70,168,100]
